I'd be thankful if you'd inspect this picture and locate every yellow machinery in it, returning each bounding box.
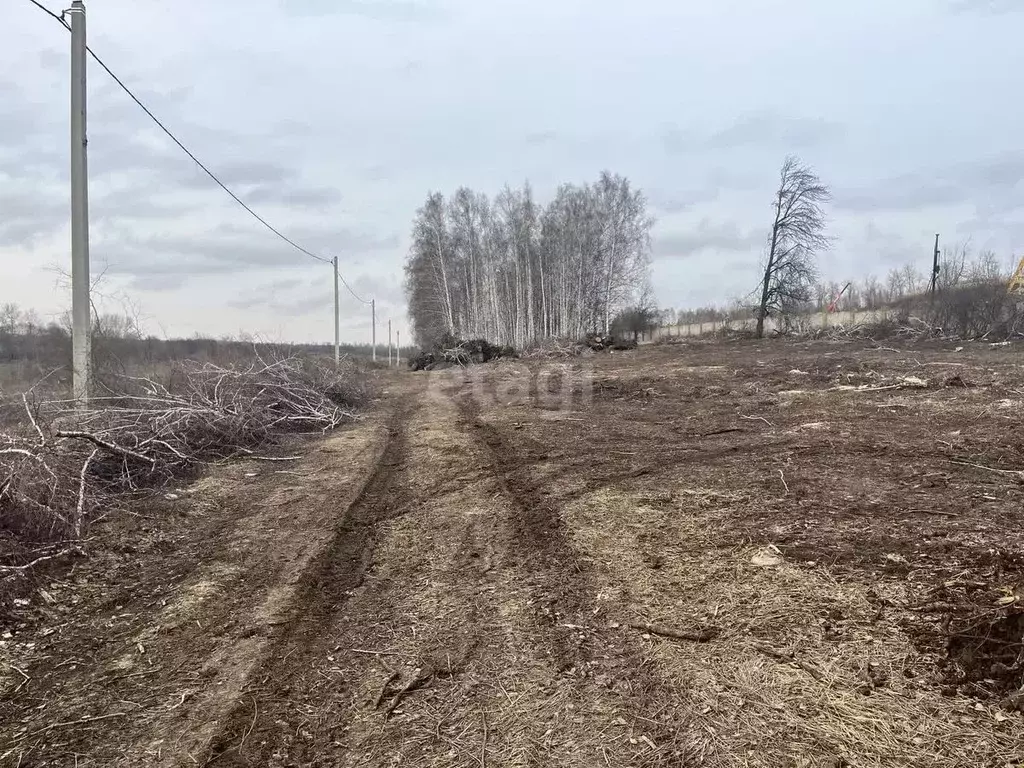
[1010,257,1024,295]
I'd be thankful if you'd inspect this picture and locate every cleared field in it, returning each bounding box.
[1,339,1022,767]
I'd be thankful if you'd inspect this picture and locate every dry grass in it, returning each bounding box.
[564,487,1023,767]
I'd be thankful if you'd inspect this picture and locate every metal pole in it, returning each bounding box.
[396,330,400,367]
[69,0,91,404]
[388,319,392,367]
[371,298,376,362]
[931,233,940,300]
[332,257,340,366]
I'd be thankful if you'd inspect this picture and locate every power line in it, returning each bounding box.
[26,0,65,25]
[25,0,373,306]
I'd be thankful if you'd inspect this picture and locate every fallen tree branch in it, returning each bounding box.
[950,460,1024,479]
[55,430,156,466]
[385,667,436,717]
[753,643,825,681]
[0,549,79,576]
[23,394,45,446]
[373,671,400,709]
[628,621,720,643]
[74,449,99,539]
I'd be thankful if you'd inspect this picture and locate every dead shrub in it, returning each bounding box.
[0,355,367,569]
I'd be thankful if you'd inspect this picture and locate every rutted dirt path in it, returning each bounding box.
[1,369,691,768]
[204,371,689,767]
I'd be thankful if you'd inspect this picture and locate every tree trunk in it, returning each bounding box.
[757,199,783,339]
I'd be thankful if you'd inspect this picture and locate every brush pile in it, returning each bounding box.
[0,356,366,561]
[408,334,515,371]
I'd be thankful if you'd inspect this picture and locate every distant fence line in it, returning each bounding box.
[648,308,894,341]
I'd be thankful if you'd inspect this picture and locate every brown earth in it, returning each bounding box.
[2,338,1023,767]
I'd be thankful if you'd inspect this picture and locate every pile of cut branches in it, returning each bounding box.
[408,333,515,371]
[521,338,589,359]
[1,356,365,566]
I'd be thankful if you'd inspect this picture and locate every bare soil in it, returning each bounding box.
[2,338,1023,767]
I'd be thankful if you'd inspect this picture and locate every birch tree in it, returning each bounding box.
[404,173,653,348]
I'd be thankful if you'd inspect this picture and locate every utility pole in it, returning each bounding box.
[332,257,340,366]
[69,0,91,404]
[930,233,940,300]
[371,299,376,362]
[396,330,400,368]
[388,319,392,367]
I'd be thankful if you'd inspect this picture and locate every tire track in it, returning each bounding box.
[201,391,419,766]
[453,379,695,765]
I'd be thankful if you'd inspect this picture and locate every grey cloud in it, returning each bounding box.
[129,272,190,292]
[649,187,720,215]
[92,190,195,223]
[661,126,693,155]
[282,0,448,22]
[358,164,392,182]
[97,224,400,283]
[0,188,65,247]
[705,112,842,151]
[244,184,343,208]
[653,219,764,259]
[856,224,928,268]
[351,273,405,308]
[38,49,66,71]
[211,160,295,188]
[525,131,558,147]
[947,0,1023,13]
[228,270,403,319]
[662,113,841,155]
[649,168,764,215]
[227,277,309,310]
[835,154,1024,213]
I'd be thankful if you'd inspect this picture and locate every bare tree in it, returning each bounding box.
[860,275,882,309]
[886,268,906,302]
[755,156,831,338]
[0,302,20,334]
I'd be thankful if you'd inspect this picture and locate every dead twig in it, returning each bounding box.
[480,710,488,768]
[22,394,45,446]
[13,712,127,741]
[950,460,1024,478]
[373,671,400,709]
[0,549,78,576]
[740,415,775,427]
[55,430,156,467]
[699,427,745,438]
[627,621,720,643]
[239,696,258,750]
[385,667,436,717]
[753,643,825,682]
[73,449,98,539]
[778,469,789,494]
[8,664,30,695]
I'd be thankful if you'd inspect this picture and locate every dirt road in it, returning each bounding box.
[2,341,1023,767]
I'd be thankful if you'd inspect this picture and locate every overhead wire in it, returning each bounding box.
[25,0,373,305]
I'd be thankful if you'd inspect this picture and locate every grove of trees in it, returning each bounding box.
[404,172,653,349]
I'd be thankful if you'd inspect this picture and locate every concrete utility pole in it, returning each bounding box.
[396,330,400,368]
[388,319,392,366]
[371,299,376,362]
[332,257,340,366]
[69,0,91,403]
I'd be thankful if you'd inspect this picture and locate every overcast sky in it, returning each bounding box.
[3,0,1022,343]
